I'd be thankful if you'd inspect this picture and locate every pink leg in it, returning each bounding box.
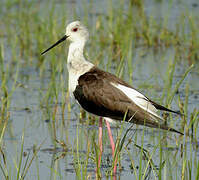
[105,120,115,156]
[98,117,103,170]
[105,120,117,176]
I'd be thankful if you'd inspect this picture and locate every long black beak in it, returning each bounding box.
[41,35,68,55]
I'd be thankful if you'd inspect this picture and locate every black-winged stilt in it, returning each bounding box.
[41,21,183,175]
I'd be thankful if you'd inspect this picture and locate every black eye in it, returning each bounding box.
[72,28,78,32]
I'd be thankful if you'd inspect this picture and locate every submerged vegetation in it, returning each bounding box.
[0,0,199,179]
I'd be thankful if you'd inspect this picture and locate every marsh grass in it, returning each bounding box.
[0,0,199,179]
[0,129,44,180]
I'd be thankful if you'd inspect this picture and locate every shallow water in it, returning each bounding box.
[1,0,199,179]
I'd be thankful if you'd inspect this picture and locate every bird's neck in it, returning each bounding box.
[67,41,86,64]
[67,41,94,74]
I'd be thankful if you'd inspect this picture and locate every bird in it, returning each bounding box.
[41,20,183,175]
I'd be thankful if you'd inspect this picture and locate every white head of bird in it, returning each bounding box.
[66,21,89,44]
[41,21,89,56]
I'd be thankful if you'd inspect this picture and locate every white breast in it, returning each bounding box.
[68,72,79,97]
[67,60,94,98]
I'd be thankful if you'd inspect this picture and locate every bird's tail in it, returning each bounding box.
[130,118,184,135]
[158,124,184,135]
[128,109,184,135]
